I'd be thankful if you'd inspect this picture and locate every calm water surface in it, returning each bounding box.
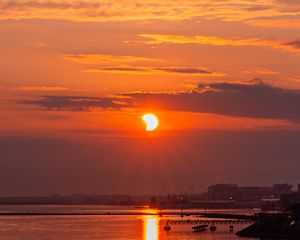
[0,205,258,240]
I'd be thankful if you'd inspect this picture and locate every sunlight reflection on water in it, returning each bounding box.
[0,206,256,240]
[143,216,159,240]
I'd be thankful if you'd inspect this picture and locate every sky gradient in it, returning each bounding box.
[0,0,300,196]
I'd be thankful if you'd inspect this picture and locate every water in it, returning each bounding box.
[0,205,258,240]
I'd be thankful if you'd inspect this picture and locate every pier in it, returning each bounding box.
[168,219,253,225]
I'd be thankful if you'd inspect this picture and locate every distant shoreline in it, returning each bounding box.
[0,203,259,211]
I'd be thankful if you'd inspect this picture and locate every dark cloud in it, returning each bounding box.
[18,81,300,122]
[286,39,300,48]
[101,67,148,72]
[124,80,300,122]
[92,66,217,75]
[155,67,212,74]
[18,96,120,111]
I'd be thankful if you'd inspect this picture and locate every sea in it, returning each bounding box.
[0,205,259,240]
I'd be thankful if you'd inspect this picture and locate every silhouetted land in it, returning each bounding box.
[236,203,300,239]
[0,183,299,211]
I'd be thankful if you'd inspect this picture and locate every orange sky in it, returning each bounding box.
[0,0,300,195]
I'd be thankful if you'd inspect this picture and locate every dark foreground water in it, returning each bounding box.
[0,205,258,240]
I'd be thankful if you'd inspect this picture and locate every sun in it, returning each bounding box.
[141,114,159,131]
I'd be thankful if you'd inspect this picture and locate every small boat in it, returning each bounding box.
[192,224,209,232]
[164,220,171,231]
[209,224,217,232]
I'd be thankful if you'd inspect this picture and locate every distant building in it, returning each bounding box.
[272,184,293,196]
[207,183,293,202]
[208,184,238,201]
[236,186,273,201]
[280,184,300,209]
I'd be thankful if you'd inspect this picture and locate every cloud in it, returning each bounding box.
[18,96,121,111]
[84,66,223,76]
[13,86,68,92]
[0,0,287,23]
[18,80,300,123]
[156,67,212,74]
[138,34,300,54]
[95,66,147,72]
[247,15,300,28]
[286,39,300,49]
[62,54,159,65]
[63,53,222,76]
[85,66,148,74]
[123,80,300,122]
[274,0,300,5]
[273,0,300,11]
[0,0,299,34]
[0,1,106,10]
[244,5,272,12]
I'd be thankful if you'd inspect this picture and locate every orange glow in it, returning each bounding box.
[140,208,159,215]
[141,114,159,131]
[143,216,159,240]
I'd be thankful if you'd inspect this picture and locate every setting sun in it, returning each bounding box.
[141,114,159,131]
